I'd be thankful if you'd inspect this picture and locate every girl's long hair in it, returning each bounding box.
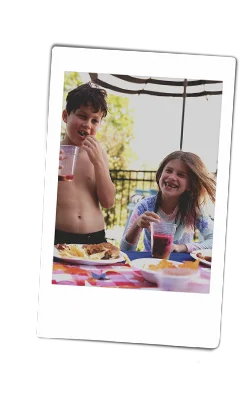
[154,151,216,228]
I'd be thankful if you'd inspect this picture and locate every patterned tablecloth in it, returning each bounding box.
[53,262,157,289]
[52,251,211,293]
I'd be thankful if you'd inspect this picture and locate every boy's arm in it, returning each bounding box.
[94,147,115,208]
[82,136,115,208]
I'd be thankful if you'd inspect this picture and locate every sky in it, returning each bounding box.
[78,72,222,173]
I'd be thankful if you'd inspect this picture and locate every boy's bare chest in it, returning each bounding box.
[57,151,97,200]
[74,152,95,188]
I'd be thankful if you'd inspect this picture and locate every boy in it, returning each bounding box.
[55,82,115,245]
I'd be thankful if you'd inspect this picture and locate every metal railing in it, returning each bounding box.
[103,169,157,229]
[103,169,215,246]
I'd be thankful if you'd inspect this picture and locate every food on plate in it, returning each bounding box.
[55,242,120,260]
[85,243,106,255]
[196,252,212,262]
[144,258,199,272]
[56,244,87,259]
[56,243,68,251]
[147,259,176,271]
[179,259,199,269]
[84,242,120,259]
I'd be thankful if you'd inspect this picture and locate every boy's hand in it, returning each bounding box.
[136,212,161,229]
[82,136,103,165]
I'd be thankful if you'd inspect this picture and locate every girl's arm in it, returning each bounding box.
[120,207,143,251]
[186,212,214,253]
[120,202,160,251]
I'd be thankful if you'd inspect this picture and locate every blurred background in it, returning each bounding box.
[62,72,222,247]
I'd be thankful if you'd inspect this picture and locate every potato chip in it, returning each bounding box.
[148,259,176,271]
[69,245,86,257]
[58,245,88,259]
[158,259,176,269]
[148,264,160,271]
[59,249,73,257]
[180,259,199,269]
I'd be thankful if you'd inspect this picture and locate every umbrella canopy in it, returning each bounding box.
[89,73,222,150]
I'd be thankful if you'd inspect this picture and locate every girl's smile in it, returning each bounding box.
[163,181,179,189]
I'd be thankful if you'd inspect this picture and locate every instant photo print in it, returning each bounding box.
[37,46,236,348]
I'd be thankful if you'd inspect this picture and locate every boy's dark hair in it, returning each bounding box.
[66,82,108,117]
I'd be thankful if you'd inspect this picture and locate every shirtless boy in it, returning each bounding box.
[54,82,115,245]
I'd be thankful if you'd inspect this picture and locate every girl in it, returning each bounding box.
[120,151,216,253]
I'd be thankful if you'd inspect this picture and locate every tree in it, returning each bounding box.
[97,95,137,230]
[63,72,83,102]
[97,94,136,170]
[62,72,136,169]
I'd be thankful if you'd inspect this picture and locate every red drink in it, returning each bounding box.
[58,174,74,181]
[59,145,79,182]
[152,233,174,259]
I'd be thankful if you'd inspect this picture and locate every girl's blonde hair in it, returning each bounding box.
[155,151,216,227]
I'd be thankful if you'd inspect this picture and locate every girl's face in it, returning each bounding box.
[159,159,190,199]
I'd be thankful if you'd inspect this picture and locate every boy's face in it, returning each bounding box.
[62,104,104,146]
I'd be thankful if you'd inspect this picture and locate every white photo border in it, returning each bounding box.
[37,46,236,348]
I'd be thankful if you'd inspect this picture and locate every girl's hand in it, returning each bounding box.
[172,244,188,253]
[82,136,103,165]
[136,212,161,229]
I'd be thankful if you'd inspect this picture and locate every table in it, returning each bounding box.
[52,250,211,293]
[127,251,194,263]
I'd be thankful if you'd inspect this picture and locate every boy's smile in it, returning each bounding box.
[77,130,89,138]
[62,104,103,146]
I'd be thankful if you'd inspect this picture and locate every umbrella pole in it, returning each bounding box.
[180,79,187,150]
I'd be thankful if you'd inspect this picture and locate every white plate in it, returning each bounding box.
[54,244,125,266]
[190,249,212,267]
[131,258,183,284]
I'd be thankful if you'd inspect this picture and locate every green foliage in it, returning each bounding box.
[61,72,83,139]
[108,232,145,251]
[62,72,136,171]
[97,94,137,170]
[136,234,145,251]
[63,72,83,102]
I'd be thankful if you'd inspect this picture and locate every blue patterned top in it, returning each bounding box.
[120,195,213,253]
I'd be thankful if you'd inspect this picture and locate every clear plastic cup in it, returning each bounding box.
[151,221,176,259]
[156,267,199,292]
[58,145,79,182]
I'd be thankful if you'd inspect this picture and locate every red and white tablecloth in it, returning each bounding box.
[52,261,210,293]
